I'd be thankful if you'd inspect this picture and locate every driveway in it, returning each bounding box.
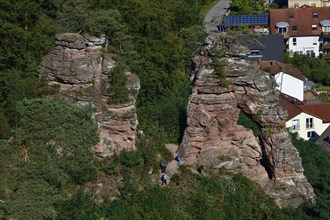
[204,0,232,33]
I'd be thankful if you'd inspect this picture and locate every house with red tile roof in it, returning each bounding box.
[270,7,330,59]
[280,94,330,140]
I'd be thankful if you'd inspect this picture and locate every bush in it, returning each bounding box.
[107,63,130,105]
[171,174,181,185]
[118,150,143,168]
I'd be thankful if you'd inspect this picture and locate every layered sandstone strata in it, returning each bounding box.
[180,33,315,208]
[38,33,140,158]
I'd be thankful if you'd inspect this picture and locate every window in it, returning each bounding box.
[306,118,313,129]
[306,50,314,57]
[249,50,262,58]
[307,131,315,138]
[292,26,298,31]
[312,12,318,18]
[312,24,317,30]
[322,26,330,32]
[292,119,300,130]
[293,38,297,46]
[278,27,287,34]
[289,14,294,19]
[251,50,260,55]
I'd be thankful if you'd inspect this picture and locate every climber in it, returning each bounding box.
[160,159,168,173]
[161,174,167,186]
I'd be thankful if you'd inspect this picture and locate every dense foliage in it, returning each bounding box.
[291,133,330,220]
[229,0,268,15]
[1,0,330,219]
[107,63,130,105]
[285,53,330,86]
[0,98,99,219]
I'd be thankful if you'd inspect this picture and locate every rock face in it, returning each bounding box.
[38,33,140,158]
[180,33,315,208]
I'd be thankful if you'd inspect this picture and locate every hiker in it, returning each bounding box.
[161,174,167,185]
[175,154,183,166]
[160,159,168,173]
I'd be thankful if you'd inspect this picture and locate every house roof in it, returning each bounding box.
[305,80,315,87]
[242,35,284,61]
[241,35,265,49]
[270,7,330,36]
[223,14,269,26]
[258,35,285,61]
[316,125,330,152]
[280,94,330,122]
[280,94,303,120]
[259,61,306,81]
[299,102,330,123]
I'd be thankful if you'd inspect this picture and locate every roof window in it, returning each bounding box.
[289,14,294,19]
[313,12,318,18]
[276,22,289,28]
[312,24,317,30]
[320,20,330,26]
[292,26,298,31]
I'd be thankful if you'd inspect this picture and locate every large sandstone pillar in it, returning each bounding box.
[38,33,140,158]
[180,33,315,207]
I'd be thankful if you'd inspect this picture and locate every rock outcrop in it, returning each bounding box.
[38,33,140,158]
[180,33,315,208]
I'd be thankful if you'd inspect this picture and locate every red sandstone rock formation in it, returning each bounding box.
[38,33,140,158]
[180,33,315,208]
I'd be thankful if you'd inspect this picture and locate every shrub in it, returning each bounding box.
[171,174,181,185]
[107,63,130,105]
[118,150,143,168]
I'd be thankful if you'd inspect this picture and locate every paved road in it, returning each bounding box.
[204,0,231,34]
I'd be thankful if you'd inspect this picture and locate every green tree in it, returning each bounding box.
[107,63,130,105]
[230,0,267,14]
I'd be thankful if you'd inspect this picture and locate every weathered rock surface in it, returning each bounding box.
[38,33,140,157]
[180,33,315,208]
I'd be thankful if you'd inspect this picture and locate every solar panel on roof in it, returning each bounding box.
[223,14,269,26]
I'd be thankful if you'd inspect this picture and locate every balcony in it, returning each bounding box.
[322,32,330,37]
[291,125,300,130]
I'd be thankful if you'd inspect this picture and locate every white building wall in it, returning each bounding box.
[288,36,320,57]
[286,112,330,140]
[288,0,329,7]
[275,72,304,101]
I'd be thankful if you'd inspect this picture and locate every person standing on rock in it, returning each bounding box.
[160,159,168,173]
